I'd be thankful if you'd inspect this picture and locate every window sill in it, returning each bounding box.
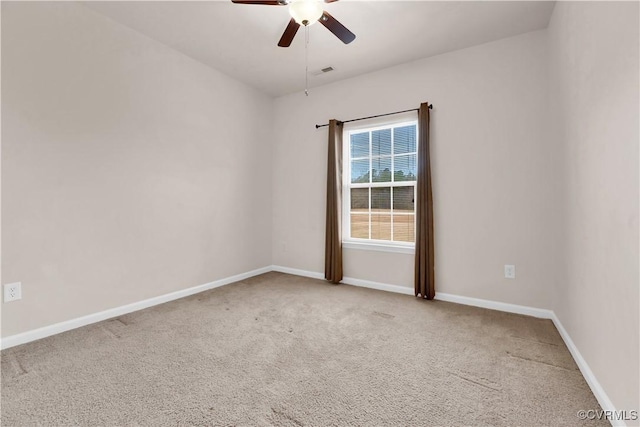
[342,240,415,255]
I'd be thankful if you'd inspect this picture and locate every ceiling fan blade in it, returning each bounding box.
[278,18,300,47]
[324,0,340,2]
[319,11,355,44]
[231,0,284,5]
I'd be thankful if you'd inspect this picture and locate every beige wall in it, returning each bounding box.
[548,1,639,414]
[2,0,638,416]
[1,2,273,337]
[272,30,560,310]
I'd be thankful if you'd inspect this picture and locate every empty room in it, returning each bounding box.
[1,0,638,425]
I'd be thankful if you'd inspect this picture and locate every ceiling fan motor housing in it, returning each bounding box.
[289,0,324,26]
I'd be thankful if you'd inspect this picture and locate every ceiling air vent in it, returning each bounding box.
[312,66,334,76]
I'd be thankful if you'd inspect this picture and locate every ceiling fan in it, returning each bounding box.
[231,0,356,47]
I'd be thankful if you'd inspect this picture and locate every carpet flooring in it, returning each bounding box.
[1,272,605,426]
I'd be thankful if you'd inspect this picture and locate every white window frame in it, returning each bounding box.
[342,114,418,254]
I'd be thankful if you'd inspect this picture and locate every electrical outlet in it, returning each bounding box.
[4,282,22,302]
[504,265,516,279]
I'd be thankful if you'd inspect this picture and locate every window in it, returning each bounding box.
[343,119,418,251]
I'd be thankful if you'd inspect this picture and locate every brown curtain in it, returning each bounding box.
[415,102,435,299]
[325,119,343,284]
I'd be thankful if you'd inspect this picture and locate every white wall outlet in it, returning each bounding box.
[4,282,22,302]
[504,265,516,279]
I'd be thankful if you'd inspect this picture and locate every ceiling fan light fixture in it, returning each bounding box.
[289,0,323,26]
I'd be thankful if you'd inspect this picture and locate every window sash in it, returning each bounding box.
[350,181,415,188]
[343,119,418,246]
[346,186,416,242]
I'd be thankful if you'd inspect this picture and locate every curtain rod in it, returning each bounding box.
[315,104,432,129]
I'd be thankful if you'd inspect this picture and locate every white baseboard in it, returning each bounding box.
[2,264,621,426]
[271,265,324,280]
[342,276,415,296]
[271,265,414,295]
[434,292,554,319]
[550,312,624,427]
[271,265,552,318]
[0,266,271,350]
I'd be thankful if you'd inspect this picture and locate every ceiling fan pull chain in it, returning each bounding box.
[305,25,309,97]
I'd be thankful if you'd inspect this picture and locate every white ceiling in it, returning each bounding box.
[83,1,556,97]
